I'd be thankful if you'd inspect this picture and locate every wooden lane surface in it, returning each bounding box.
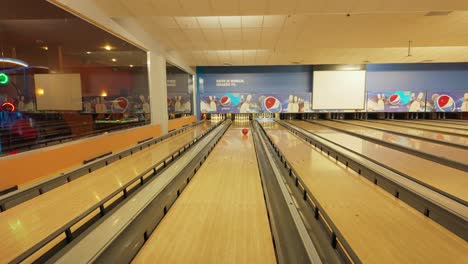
[289,121,468,203]
[318,121,468,165]
[347,120,468,146]
[373,120,468,136]
[263,123,468,263]
[0,122,215,263]
[425,120,468,126]
[399,120,468,130]
[133,126,276,264]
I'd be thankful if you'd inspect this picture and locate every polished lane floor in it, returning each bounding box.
[344,120,468,147]
[133,123,276,264]
[0,121,216,263]
[289,120,468,203]
[263,121,468,264]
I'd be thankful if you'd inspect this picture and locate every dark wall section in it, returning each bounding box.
[197,65,313,94]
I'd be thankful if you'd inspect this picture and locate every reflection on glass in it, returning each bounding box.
[166,63,193,119]
[0,1,150,157]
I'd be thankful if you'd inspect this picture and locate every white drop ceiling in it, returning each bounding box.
[93,0,468,66]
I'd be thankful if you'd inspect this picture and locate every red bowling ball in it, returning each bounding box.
[242,128,248,135]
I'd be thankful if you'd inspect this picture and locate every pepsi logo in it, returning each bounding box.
[263,96,282,113]
[435,94,455,112]
[389,94,401,105]
[220,95,231,106]
[112,97,129,113]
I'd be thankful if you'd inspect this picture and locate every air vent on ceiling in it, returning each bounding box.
[421,60,434,63]
[223,62,232,66]
[425,11,452,16]
[291,61,302,64]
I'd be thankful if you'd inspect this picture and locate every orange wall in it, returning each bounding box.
[168,116,197,131]
[0,124,162,190]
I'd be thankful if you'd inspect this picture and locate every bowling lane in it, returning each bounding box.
[133,125,276,263]
[288,121,468,203]
[317,120,468,165]
[397,120,468,130]
[345,120,468,147]
[373,120,468,136]
[426,120,468,127]
[263,122,468,263]
[0,121,216,263]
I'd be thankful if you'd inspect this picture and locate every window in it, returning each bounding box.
[0,0,150,156]
[166,62,193,119]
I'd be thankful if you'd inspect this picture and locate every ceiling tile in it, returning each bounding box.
[223,28,243,40]
[263,15,286,28]
[211,0,241,15]
[202,28,224,41]
[197,17,221,28]
[241,16,264,28]
[175,17,200,28]
[178,0,213,16]
[240,0,268,15]
[219,16,242,28]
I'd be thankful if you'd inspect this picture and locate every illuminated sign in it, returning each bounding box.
[0,73,9,85]
[1,102,15,112]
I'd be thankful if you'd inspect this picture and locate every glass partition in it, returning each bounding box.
[166,63,193,119]
[0,0,150,156]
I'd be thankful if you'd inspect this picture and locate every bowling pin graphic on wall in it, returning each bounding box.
[409,92,424,112]
[376,94,385,111]
[461,93,468,112]
[367,91,426,112]
[240,94,252,113]
[200,93,312,113]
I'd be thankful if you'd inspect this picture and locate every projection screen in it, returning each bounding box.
[312,70,366,110]
[34,73,83,111]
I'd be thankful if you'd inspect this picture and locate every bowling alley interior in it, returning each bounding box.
[1,0,468,263]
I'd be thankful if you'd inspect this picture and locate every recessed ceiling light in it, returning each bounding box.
[86,51,92,54]
[111,58,117,62]
[41,46,48,51]
[129,64,134,67]
[104,45,112,51]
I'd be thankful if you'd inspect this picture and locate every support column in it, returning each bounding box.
[191,75,198,119]
[148,51,168,133]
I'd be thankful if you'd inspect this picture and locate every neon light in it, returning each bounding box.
[0,73,8,85]
[0,58,29,67]
[1,102,15,112]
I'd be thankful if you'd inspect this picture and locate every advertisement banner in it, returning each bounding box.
[200,93,312,113]
[367,91,426,112]
[426,91,468,112]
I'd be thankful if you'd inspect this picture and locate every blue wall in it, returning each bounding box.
[197,65,312,93]
[366,63,468,92]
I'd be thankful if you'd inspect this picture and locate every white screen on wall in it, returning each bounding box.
[312,70,366,110]
[34,74,83,110]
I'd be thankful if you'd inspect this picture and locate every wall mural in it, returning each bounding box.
[200,93,312,113]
